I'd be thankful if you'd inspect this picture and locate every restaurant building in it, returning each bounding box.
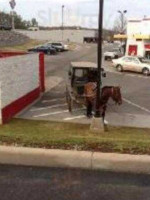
[114,17,150,59]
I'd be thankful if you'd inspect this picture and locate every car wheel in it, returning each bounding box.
[116,65,123,72]
[108,56,112,61]
[104,56,108,61]
[142,68,150,76]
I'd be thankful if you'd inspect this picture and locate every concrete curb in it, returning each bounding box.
[0,146,150,174]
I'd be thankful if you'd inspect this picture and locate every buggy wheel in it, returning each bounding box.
[66,88,72,113]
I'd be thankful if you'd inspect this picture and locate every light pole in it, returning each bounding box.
[62,5,64,41]
[118,10,127,34]
[9,0,16,30]
[90,0,104,132]
[95,0,104,118]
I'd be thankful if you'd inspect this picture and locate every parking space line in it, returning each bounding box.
[42,98,65,103]
[33,108,84,118]
[64,115,85,121]
[31,103,67,111]
[34,110,69,118]
[123,98,150,114]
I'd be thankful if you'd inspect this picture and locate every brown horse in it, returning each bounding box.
[84,83,122,119]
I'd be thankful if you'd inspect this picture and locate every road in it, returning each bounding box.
[18,43,150,127]
[1,164,150,200]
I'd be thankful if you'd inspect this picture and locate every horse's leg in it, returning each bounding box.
[86,99,93,118]
[102,105,107,122]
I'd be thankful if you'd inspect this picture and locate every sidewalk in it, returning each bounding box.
[0,145,150,174]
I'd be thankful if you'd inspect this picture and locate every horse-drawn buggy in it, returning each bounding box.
[66,61,122,119]
[66,61,106,113]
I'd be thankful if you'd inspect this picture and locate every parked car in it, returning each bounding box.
[0,24,12,31]
[112,56,150,76]
[104,48,123,61]
[28,45,57,55]
[50,42,69,52]
[44,43,59,52]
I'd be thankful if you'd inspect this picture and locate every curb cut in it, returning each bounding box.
[0,146,150,174]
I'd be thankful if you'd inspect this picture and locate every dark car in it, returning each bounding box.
[0,24,12,31]
[28,45,57,55]
[44,43,59,52]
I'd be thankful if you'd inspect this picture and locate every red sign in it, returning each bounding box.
[145,44,150,49]
[128,45,137,56]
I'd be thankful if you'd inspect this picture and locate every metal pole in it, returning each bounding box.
[120,12,123,45]
[62,5,64,41]
[118,10,127,34]
[95,0,104,118]
[12,9,15,30]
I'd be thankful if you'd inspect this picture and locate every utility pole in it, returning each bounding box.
[9,0,16,30]
[118,10,127,34]
[95,0,104,118]
[90,0,104,132]
[62,5,64,41]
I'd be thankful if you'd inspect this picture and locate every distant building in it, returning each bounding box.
[114,17,150,59]
[83,30,98,43]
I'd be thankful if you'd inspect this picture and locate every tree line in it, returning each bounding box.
[0,11,38,29]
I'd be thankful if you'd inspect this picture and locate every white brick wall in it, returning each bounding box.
[16,30,96,43]
[0,54,39,109]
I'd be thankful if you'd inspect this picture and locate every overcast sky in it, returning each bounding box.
[0,0,150,28]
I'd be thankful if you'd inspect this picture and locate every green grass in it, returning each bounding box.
[0,119,150,155]
[0,39,45,52]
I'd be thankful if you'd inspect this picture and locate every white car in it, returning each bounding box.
[51,42,69,51]
[112,56,150,76]
[63,44,69,51]
[104,48,123,61]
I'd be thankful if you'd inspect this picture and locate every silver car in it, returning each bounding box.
[112,56,150,76]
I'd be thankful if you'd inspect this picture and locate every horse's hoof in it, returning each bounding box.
[87,114,93,119]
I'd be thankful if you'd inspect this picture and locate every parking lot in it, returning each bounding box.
[18,43,150,128]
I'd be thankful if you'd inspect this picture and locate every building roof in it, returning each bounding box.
[71,62,97,69]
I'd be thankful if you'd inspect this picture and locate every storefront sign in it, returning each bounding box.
[145,44,150,49]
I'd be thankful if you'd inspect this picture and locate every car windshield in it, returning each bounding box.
[113,48,120,52]
[52,43,62,46]
[108,49,120,52]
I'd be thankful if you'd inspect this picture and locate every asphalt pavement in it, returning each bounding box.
[1,164,150,200]
[17,43,150,127]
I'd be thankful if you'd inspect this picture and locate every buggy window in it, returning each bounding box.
[74,69,88,78]
[75,69,83,78]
